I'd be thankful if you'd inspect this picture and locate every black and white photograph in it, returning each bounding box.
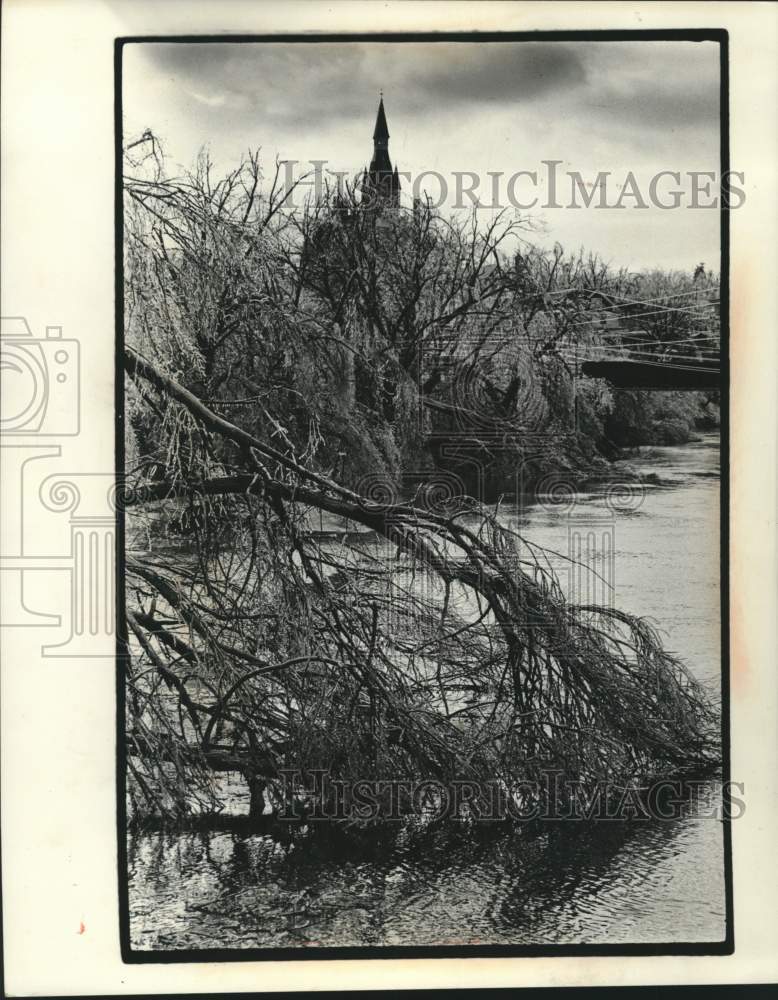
[118,34,731,956]
[5,1,778,994]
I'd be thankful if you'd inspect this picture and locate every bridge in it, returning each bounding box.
[553,285,721,391]
[580,357,721,390]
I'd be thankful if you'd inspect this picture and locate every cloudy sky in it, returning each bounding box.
[123,39,722,272]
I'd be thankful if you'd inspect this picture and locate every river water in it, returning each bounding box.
[127,434,725,950]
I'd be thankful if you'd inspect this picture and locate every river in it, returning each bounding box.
[127,433,725,950]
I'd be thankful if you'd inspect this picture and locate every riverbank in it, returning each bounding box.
[423,391,719,502]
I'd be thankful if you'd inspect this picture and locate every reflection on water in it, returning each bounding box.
[130,809,724,949]
[128,434,725,950]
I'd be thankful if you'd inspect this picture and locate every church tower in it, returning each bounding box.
[364,95,401,206]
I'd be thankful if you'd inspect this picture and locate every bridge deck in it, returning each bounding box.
[581,359,721,390]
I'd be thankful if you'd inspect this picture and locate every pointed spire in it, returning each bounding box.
[365,95,399,210]
[373,96,389,143]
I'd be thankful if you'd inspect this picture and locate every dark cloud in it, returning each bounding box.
[578,43,719,133]
[399,43,587,104]
[130,41,588,126]
[128,38,720,159]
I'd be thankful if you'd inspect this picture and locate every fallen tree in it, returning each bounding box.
[123,346,720,824]
[122,138,720,826]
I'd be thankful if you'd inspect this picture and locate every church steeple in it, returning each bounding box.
[366,95,400,205]
[373,95,389,144]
